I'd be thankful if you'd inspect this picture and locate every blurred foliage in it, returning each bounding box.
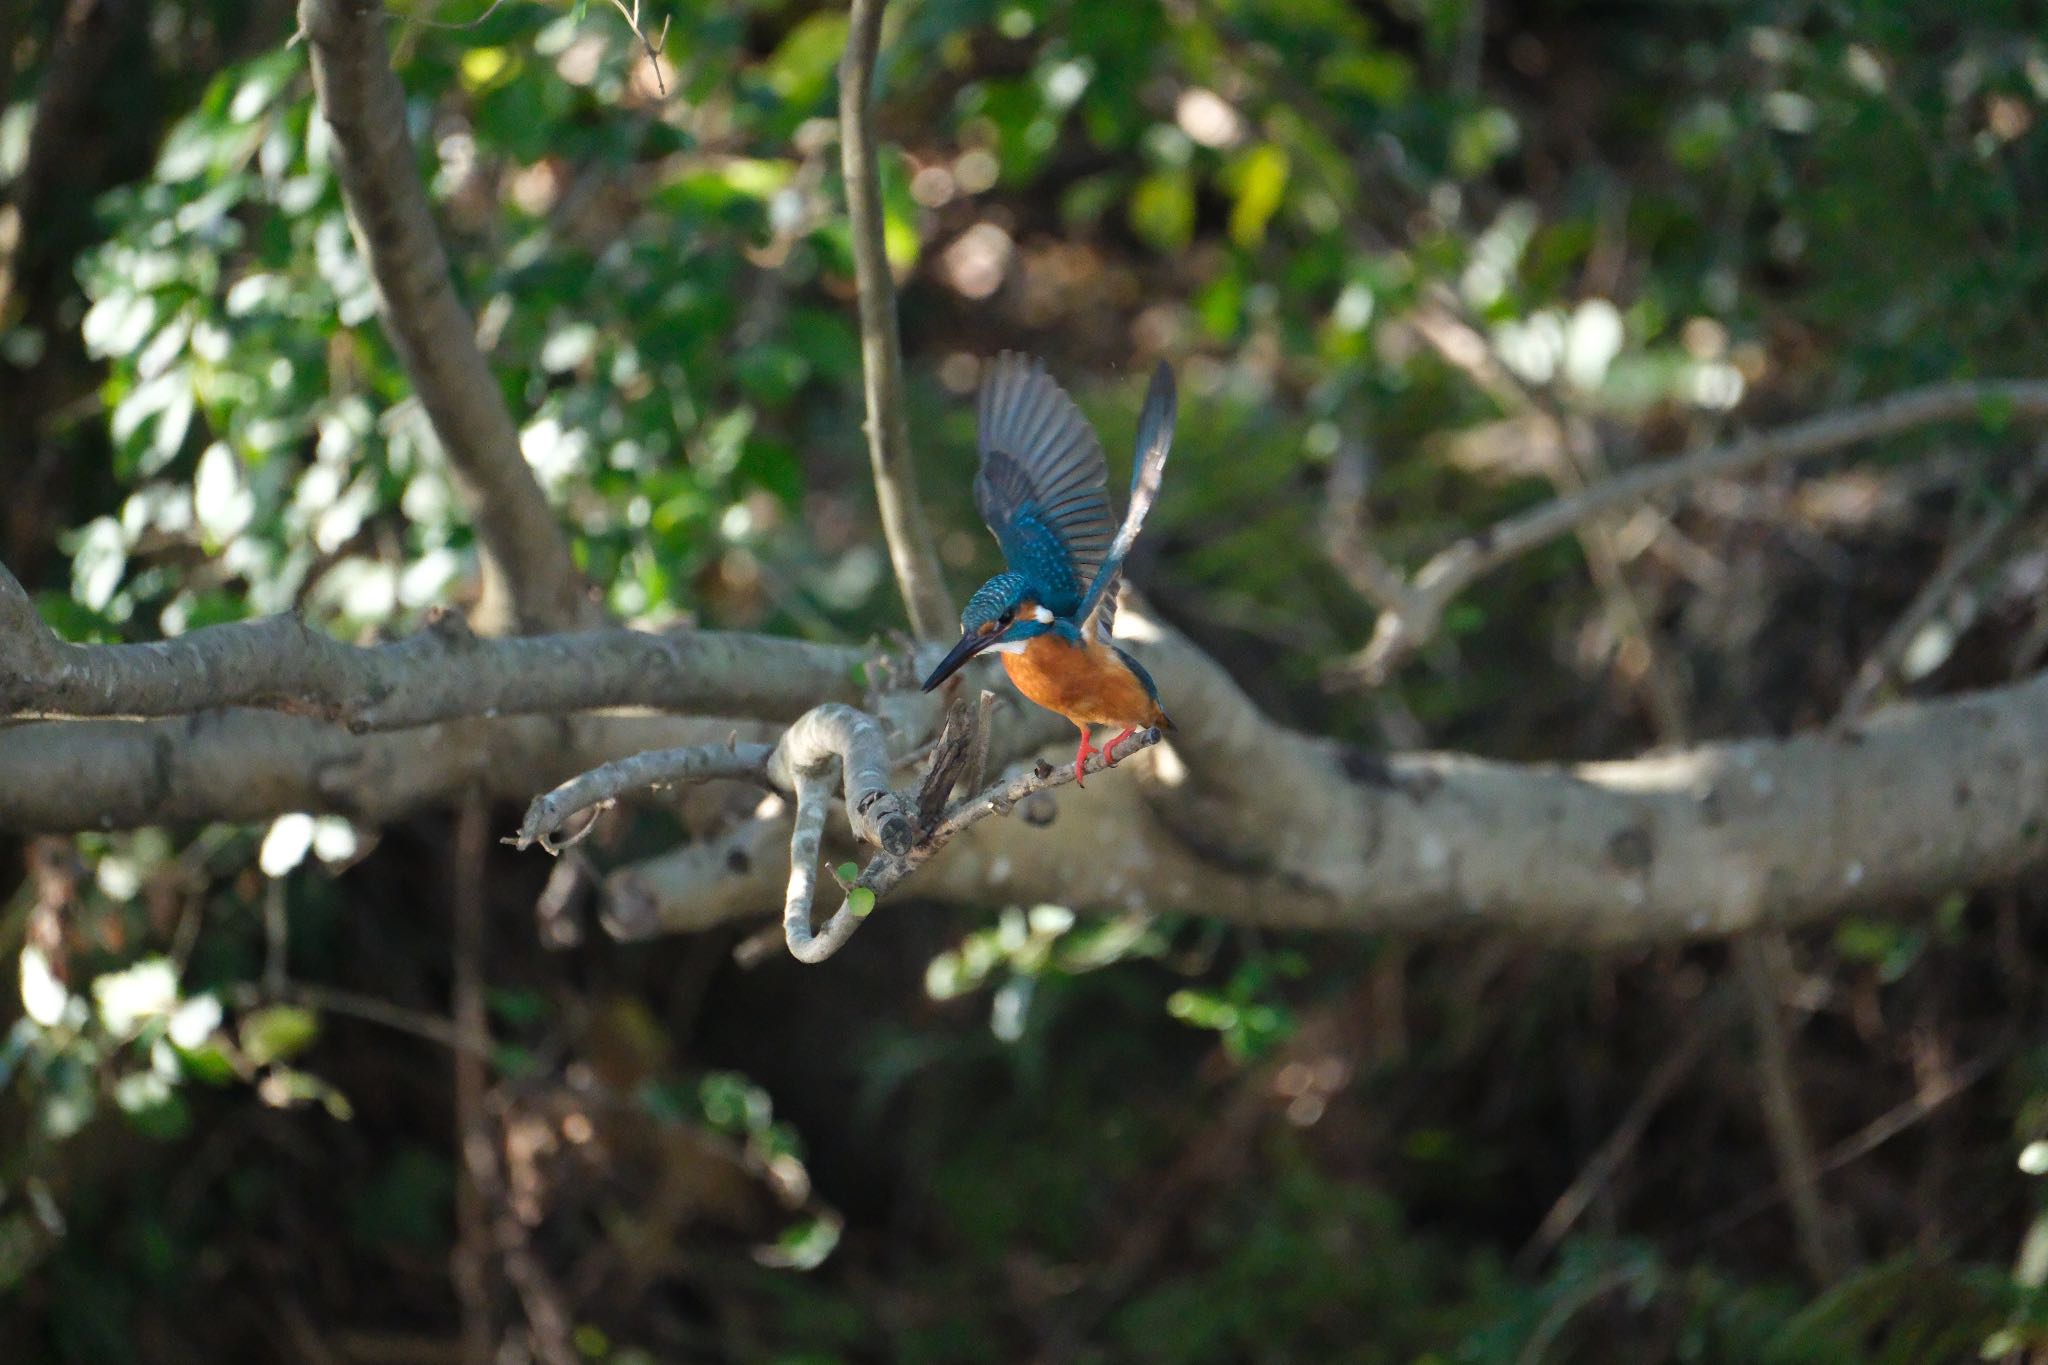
[6,0,2048,1360]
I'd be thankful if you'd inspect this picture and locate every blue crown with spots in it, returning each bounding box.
[961,572,1030,631]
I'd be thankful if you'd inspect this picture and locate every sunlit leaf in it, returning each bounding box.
[240,1006,320,1067]
[1225,143,1290,248]
[1129,169,1195,253]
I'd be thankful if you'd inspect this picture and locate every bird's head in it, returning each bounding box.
[921,572,1056,691]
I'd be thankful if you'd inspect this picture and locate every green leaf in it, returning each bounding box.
[1978,389,2016,433]
[174,1040,242,1086]
[698,1071,773,1134]
[759,1211,843,1271]
[1450,107,1520,177]
[1317,50,1414,105]
[849,886,876,919]
[487,988,548,1028]
[762,12,850,113]
[1129,170,1195,254]
[1224,144,1289,248]
[240,1005,320,1067]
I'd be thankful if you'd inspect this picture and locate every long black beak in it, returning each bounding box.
[922,631,993,691]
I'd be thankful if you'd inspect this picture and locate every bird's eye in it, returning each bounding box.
[999,609,1014,626]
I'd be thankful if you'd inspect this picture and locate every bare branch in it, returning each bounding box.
[1345,379,2048,683]
[13,559,2046,959]
[768,703,913,855]
[601,0,671,95]
[605,809,795,941]
[927,727,1160,850]
[965,688,997,797]
[615,715,1161,953]
[839,0,953,639]
[609,607,2048,948]
[1322,441,1432,623]
[1837,453,2048,722]
[512,740,775,853]
[0,710,770,832]
[1736,933,1856,1283]
[781,725,1162,963]
[0,563,867,726]
[780,768,848,963]
[1520,992,1730,1266]
[299,0,586,632]
[541,678,1155,962]
[1695,1044,2006,1243]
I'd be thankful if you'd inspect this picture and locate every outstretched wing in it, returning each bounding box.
[975,352,1113,617]
[1077,360,1176,639]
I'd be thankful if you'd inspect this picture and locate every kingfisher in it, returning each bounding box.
[922,352,1177,786]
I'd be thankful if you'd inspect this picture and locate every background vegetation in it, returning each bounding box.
[5,0,2048,1360]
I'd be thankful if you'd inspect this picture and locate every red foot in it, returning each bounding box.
[1072,728,1095,787]
[1103,726,1137,768]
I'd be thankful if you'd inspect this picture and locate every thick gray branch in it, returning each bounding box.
[0,711,769,832]
[10,572,2042,950]
[611,607,2048,946]
[838,0,953,639]
[0,564,865,726]
[299,0,585,631]
[1347,379,2048,681]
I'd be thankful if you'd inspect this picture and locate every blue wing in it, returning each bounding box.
[1077,360,1176,636]
[975,353,1113,617]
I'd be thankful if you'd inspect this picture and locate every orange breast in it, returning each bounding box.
[1001,633,1165,729]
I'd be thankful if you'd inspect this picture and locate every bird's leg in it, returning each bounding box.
[1102,726,1137,768]
[1072,723,1096,788]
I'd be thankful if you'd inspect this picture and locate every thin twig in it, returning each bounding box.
[512,740,776,853]
[404,0,510,32]
[838,0,953,638]
[912,696,978,831]
[600,0,669,95]
[281,982,483,1056]
[1322,441,1429,622]
[1693,1044,2005,1247]
[1736,932,1853,1283]
[1518,991,1731,1268]
[1514,1262,1650,1365]
[1836,453,2048,723]
[262,878,289,998]
[452,795,495,1365]
[1340,378,2048,683]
